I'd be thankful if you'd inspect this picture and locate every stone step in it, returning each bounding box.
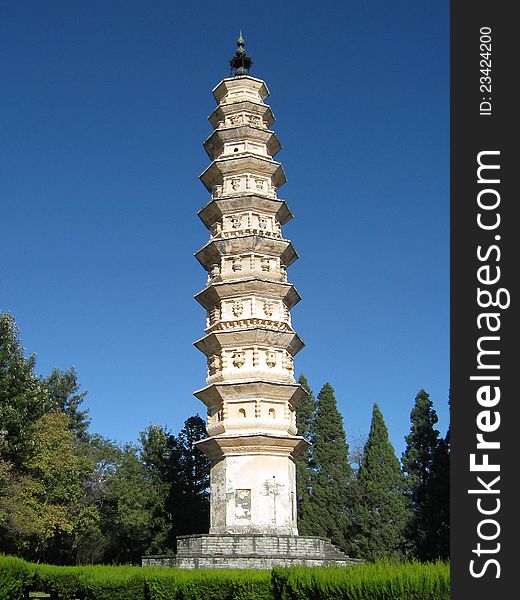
[142,534,363,570]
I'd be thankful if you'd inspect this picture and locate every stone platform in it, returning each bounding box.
[142,534,361,569]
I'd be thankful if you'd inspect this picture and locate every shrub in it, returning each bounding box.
[144,568,272,600]
[1,554,448,600]
[33,564,81,600]
[78,565,145,600]
[271,561,450,600]
[0,555,33,600]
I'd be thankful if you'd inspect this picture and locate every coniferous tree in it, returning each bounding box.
[305,383,352,550]
[424,432,450,559]
[401,388,441,559]
[294,374,316,535]
[171,415,210,538]
[44,368,91,441]
[141,415,210,550]
[348,404,409,560]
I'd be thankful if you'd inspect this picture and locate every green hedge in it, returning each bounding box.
[144,568,272,600]
[272,561,450,600]
[0,555,33,600]
[0,554,449,600]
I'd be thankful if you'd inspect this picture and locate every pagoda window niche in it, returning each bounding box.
[238,408,246,419]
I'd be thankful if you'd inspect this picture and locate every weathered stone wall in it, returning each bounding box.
[142,534,362,570]
[141,555,176,567]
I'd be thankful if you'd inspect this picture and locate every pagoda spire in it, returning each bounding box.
[229,30,253,76]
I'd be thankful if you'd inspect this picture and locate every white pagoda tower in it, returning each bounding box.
[193,33,308,536]
[157,36,357,569]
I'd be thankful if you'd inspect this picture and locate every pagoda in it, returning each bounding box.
[143,35,358,569]
[192,32,308,537]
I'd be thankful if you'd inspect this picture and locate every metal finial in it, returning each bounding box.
[229,31,252,77]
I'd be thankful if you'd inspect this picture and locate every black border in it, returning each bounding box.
[451,1,517,596]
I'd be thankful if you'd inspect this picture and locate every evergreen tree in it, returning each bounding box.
[140,415,210,551]
[348,404,409,560]
[422,395,450,560]
[44,368,91,440]
[401,388,441,559]
[305,383,352,550]
[168,415,210,543]
[423,432,450,559]
[294,374,316,535]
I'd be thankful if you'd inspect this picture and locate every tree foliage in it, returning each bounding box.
[294,374,316,536]
[140,415,210,550]
[402,389,449,560]
[348,404,410,560]
[304,383,352,551]
[1,413,91,562]
[0,314,48,467]
[44,368,91,440]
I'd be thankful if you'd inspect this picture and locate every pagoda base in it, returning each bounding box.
[142,534,361,569]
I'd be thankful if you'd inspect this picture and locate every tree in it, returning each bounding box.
[72,435,124,564]
[348,404,410,560]
[0,412,91,562]
[423,432,450,560]
[168,415,210,545]
[101,444,168,564]
[401,388,442,560]
[294,374,316,535]
[140,416,210,552]
[0,313,49,468]
[304,383,352,550]
[44,368,90,440]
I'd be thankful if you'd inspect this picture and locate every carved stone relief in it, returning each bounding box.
[232,350,245,369]
[283,352,294,370]
[230,216,241,229]
[266,349,277,368]
[232,300,243,317]
[209,306,220,324]
[208,354,220,375]
[263,301,273,317]
[260,258,270,272]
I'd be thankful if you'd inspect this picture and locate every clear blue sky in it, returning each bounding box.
[1,1,449,458]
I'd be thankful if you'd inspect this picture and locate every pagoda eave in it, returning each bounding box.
[208,100,276,129]
[195,433,309,462]
[194,329,305,357]
[199,156,286,191]
[194,380,308,410]
[194,279,301,310]
[212,76,270,104]
[198,196,293,229]
[203,127,281,160]
[194,236,298,270]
